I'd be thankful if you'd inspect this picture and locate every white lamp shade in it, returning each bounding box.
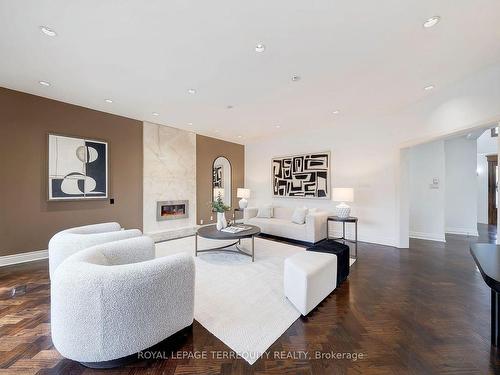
[332,188,354,202]
[237,188,251,199]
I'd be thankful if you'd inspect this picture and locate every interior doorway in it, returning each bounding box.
[487,154,498,225]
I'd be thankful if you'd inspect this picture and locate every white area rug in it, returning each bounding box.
[156,236,355,364]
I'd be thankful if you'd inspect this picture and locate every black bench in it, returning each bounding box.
[307,240,350,285]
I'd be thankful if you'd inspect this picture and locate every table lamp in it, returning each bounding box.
[237,188,251,209]
[332,188,354,218]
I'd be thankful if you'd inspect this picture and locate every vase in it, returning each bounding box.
[216,212,227,230]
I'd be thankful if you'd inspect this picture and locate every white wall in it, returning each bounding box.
[246,63,500,248]
[246,128,402,246]
[477,154,489,224]
[408,141,446,242]
[143,123,197,238]
[444,137,478,235]
[477,129,497,224]
[477,129,497,154]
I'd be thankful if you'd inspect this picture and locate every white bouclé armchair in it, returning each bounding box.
[50,235,195,367]
[48,222,142,279]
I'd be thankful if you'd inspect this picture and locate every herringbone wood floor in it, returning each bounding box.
[1,226,500,374]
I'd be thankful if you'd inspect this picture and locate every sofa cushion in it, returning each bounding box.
[291,207,308,224]
[247,217,307,241]
[256,205,274,218]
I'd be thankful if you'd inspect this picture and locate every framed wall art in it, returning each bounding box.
[48,134,108,200]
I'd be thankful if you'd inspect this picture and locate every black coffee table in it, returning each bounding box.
[470,243,500,347]
[195,224,261,262]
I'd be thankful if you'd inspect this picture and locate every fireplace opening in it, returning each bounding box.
[156,200,189,221]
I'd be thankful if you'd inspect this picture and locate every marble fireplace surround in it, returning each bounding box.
[143,122,197,241]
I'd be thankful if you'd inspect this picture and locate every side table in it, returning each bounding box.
[327,216,358,259]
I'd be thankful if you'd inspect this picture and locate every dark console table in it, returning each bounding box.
[470,243,500,347]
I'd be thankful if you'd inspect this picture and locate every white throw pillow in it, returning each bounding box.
[256,205,274,218]
[291,207,309,224]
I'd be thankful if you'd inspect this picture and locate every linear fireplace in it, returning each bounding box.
[156,200,189,221]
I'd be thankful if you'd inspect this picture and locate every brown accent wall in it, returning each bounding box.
[196,135,244,224]
[0,88,143,256]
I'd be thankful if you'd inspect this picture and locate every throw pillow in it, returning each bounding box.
[256,205,274,218]
[291,207,309,224]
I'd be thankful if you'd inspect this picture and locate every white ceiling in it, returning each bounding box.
[1,0,500,143]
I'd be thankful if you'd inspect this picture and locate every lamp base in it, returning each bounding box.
[335,203,351,218]
[239,198,248,209]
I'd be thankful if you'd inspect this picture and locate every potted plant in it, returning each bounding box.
[211,191,230,230]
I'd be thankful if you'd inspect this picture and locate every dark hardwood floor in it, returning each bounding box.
[1,226,500,374]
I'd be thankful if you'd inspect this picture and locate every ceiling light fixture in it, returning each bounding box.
[255,43,265,53]
[187,88,196,94]
[152,112,159,116]
[40,26,57,37]
[237,135,242,138]
[291,75,301,82]
[423,16,440,28]
[332,110,340,115]
[424,85,435,91]
[275,125,281,129]
[38,80,51,87]
[105,98,113,103]
[188,122,193,126]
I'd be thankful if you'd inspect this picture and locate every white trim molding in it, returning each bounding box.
[0,249,48,267]
[409,231,446,242]
[445,227,479,237]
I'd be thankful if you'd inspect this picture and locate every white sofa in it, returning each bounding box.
[284,251,337,315]
[51,235,195,367]
[244,207,328,243]
[48,222,142,279]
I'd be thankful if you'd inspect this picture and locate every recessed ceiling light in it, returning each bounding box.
[152,112,159,116]
[188,122,193,126]
[255,43,265,53]
[291,75,301,82]
[40,26,57,37]
[424,85,435,91]
[423,16,440,28]
[38,80,51,87]
[187,88,196,94]
[332,110,340,115]
[275,125,281,129]
[105,98,113,103]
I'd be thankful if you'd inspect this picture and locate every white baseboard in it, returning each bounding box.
[328,230,397,248]
[409,231,446,242]
[445,227,479,236]
[0,249,48,267]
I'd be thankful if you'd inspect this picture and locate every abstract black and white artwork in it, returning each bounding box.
[213,165,223,188]
[272,152,330,199]
[48,134,108,200]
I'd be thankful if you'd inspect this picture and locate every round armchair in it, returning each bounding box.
[50,236,195,367]
[48,222,142,279]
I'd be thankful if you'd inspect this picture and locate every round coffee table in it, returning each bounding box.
[195,224,261,262]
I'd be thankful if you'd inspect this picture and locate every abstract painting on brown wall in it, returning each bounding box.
[48,134,108,200]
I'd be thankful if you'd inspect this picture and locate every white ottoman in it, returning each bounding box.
[284,251,337,315]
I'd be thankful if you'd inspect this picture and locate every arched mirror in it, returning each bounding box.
[212,156,232,207]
